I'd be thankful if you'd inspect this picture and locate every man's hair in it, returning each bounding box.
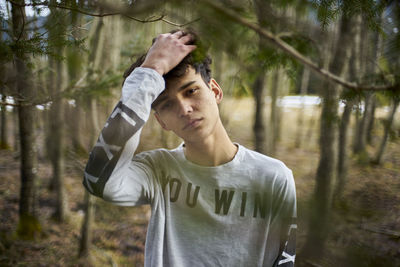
[123,29,212,87]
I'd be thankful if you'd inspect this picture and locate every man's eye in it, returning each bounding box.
[186,88,198,95]
[160,101,172,110]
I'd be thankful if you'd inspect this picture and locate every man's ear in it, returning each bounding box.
[154,112,170,131]
[209,78,223,104]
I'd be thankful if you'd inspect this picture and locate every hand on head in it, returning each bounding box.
[140,31,197,76]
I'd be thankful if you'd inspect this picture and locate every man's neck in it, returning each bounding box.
[183,120,238,167]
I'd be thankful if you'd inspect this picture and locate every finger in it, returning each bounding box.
[171,30,184,38]
[179,34,194,44]
[186,45,197,53]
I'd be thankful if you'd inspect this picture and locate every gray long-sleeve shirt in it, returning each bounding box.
[83,67,297,266]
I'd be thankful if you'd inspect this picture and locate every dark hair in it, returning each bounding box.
[123,29,212,87]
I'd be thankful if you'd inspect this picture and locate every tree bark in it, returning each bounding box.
[0,87,9,149]
[0,27,8,150]
[302,13,354,260]
[79,190,95,259]
[295,67,310,148]
[372,99,399,165]
[366,96,376,144]
[334,99,353,202]
[11,0,41,239]
[269,69,280,156]
[67,7,86,155]
[79,14,104,259]
[252,73,267,153]
[333,14,362,203]
[49,60,68,222]
[251,0,274,155]
[353,92,372,154]
[47,1,69,222]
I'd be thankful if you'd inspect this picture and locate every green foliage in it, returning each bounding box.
[311,0,386,31]
[66,69,122,101]
[191,36,210,64]
[0,39,12,63]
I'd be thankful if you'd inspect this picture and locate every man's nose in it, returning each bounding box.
[176,99,193,117]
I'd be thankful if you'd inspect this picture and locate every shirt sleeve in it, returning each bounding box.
[273,168,297,267]
[82,67,165,206]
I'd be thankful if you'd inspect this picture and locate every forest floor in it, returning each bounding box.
[0,97,399,266]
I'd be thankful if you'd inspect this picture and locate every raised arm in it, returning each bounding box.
[83,31,196,201]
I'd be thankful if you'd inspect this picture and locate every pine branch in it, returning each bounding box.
[5,0,196,27]
[200,0,398,92]
[0,72,88,107]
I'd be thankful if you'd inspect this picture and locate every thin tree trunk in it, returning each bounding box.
[50,60,68,222]
[252,73,267,153]
[367,96,376,144]
[334,100,353,202]
[372,99,399,165]
[47,2,69,221]
[333,15,362,203]
[365,17,382,146]
[79,190,95,259]
[269,70,280,156]
[0,87,9,149]
[302,13,354,260]
[11,0,41,239]
[295,67,310,148]
[67,8,85,155]
[252,0,274,155]
[79,14,104,260]
[0,31,8,149]
[13,102,19,152]
[353,92,372,154]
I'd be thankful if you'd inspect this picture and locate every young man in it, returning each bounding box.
[83,30,296,266]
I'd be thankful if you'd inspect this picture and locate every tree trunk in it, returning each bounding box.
[365,18,382,146]
[333,14,362,203]
[67,8,85,155]
[11,0,41,239]
[0,87,9,149]
[353,92,372,154]
[252,73,267,153]
[333,100,353,202]
[79,190,95,259]
[0,32,8,149]
[13,102,19,152]
[252,0,274,155]
[269,70,279,156]
[366,96,376,144]
[302,13,354,260]
[372,99,399,165]
[47,2,69,222]
[79,14,104,259]
[295,67,310,148]
[49,60,68,222]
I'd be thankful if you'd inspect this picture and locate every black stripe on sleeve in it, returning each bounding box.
[83,101,145,197]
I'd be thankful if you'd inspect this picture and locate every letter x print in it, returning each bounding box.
[278,252,295,265]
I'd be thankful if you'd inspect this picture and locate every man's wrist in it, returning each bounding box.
[140,63,164,76]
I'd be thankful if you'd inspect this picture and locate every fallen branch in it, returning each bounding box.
[361,225,400,239]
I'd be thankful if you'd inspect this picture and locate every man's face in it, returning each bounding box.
[153,67,223,143]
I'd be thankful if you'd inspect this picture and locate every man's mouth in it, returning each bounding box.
[182,118,203,131]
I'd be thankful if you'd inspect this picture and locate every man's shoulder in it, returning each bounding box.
[239,144,291,173]
[237,144,294,189]
[133,145,182,164]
